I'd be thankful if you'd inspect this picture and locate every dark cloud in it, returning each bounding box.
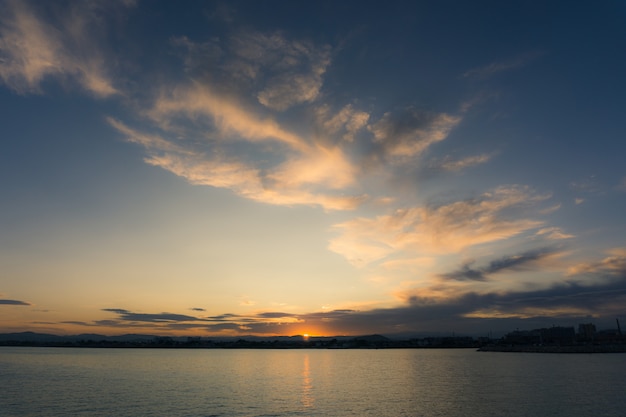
[102,308,130,314]
[89,268,625,336]
[487,248,554,272]
[94,320,121,326]
[302,309,356,320]
[440,247,558,281]
[256,312,296,319]
[207,313,241,321]
[190,307,206,312]
[0,299,31,306]
[299,278,626,336]
[440,261,487,281]
[102,309,203,323]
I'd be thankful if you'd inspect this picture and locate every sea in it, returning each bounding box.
[1,347,625,416]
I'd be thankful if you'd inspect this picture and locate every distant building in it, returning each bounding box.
[502,330,542,345]
[577,323,596,341]
[539,326,575,345]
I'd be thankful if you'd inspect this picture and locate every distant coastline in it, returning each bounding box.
[0,332,479,349]
[478,344,626,353]
[3,322,626,352]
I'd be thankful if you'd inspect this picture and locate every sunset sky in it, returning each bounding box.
[1,0,626,337]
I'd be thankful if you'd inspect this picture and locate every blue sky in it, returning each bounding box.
[1,0,625,336]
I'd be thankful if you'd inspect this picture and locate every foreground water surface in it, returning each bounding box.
[1,347,625,416]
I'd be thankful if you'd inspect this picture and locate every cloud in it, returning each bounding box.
[190,307,206,312]
[146,85,307,150]
[462,51,544,80]
[435,153,493,172]
[566,248,626,277]
[170,36,223,75]
[87,259,626,337]
[570,176,605,196]
[368,108,461,163]
[61,321,91,326]
[173,30,331,111]
[101,308,204,323]
[267,143,357,190]
[0,299,31,306]
[417,279,626,322]
[101,308,130,314]
[535,227,574,240]
[110,27,479,216]
[109,85,366,211]
[256,311,297,319]
[314,103,370,142]
[329,185,548,267]
[440,247,561,282]
[0,0,123,96]
[231,31,331,111]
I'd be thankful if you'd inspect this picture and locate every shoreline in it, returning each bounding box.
[478,344,626,353]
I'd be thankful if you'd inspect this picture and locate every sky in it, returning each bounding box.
[1,0,626,337]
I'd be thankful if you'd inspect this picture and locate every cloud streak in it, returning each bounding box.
[440,247,561,282]
[109,114,365,211]
[0,0,123,96]
[462,51,544,80]
[329,185,549,267]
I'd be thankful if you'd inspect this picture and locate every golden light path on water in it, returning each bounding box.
[301,353,314,409]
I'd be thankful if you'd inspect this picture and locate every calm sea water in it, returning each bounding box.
[1,347,625,416]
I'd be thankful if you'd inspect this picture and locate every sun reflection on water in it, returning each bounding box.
[301,353,314,408]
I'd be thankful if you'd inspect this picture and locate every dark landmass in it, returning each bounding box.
[2,321,625,352]
[0,332,480,349]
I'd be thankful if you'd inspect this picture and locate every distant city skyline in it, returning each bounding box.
[1,0,625,336]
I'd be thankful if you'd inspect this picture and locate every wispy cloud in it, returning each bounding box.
[570,176,606,197]
[108,30,374,211]
[368,108,461,163]
[109,115,365,211]
[329,185,549,267]
[567,248,626,277]
[462,51,544,80]
[0,0,124,96]
[172,30,331,112]
[440,247,561,282]
[231,31,331,111]
[314,103,370,142]
[535,227,574,240]
[435,153,493,172]
[106,25,481,215]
